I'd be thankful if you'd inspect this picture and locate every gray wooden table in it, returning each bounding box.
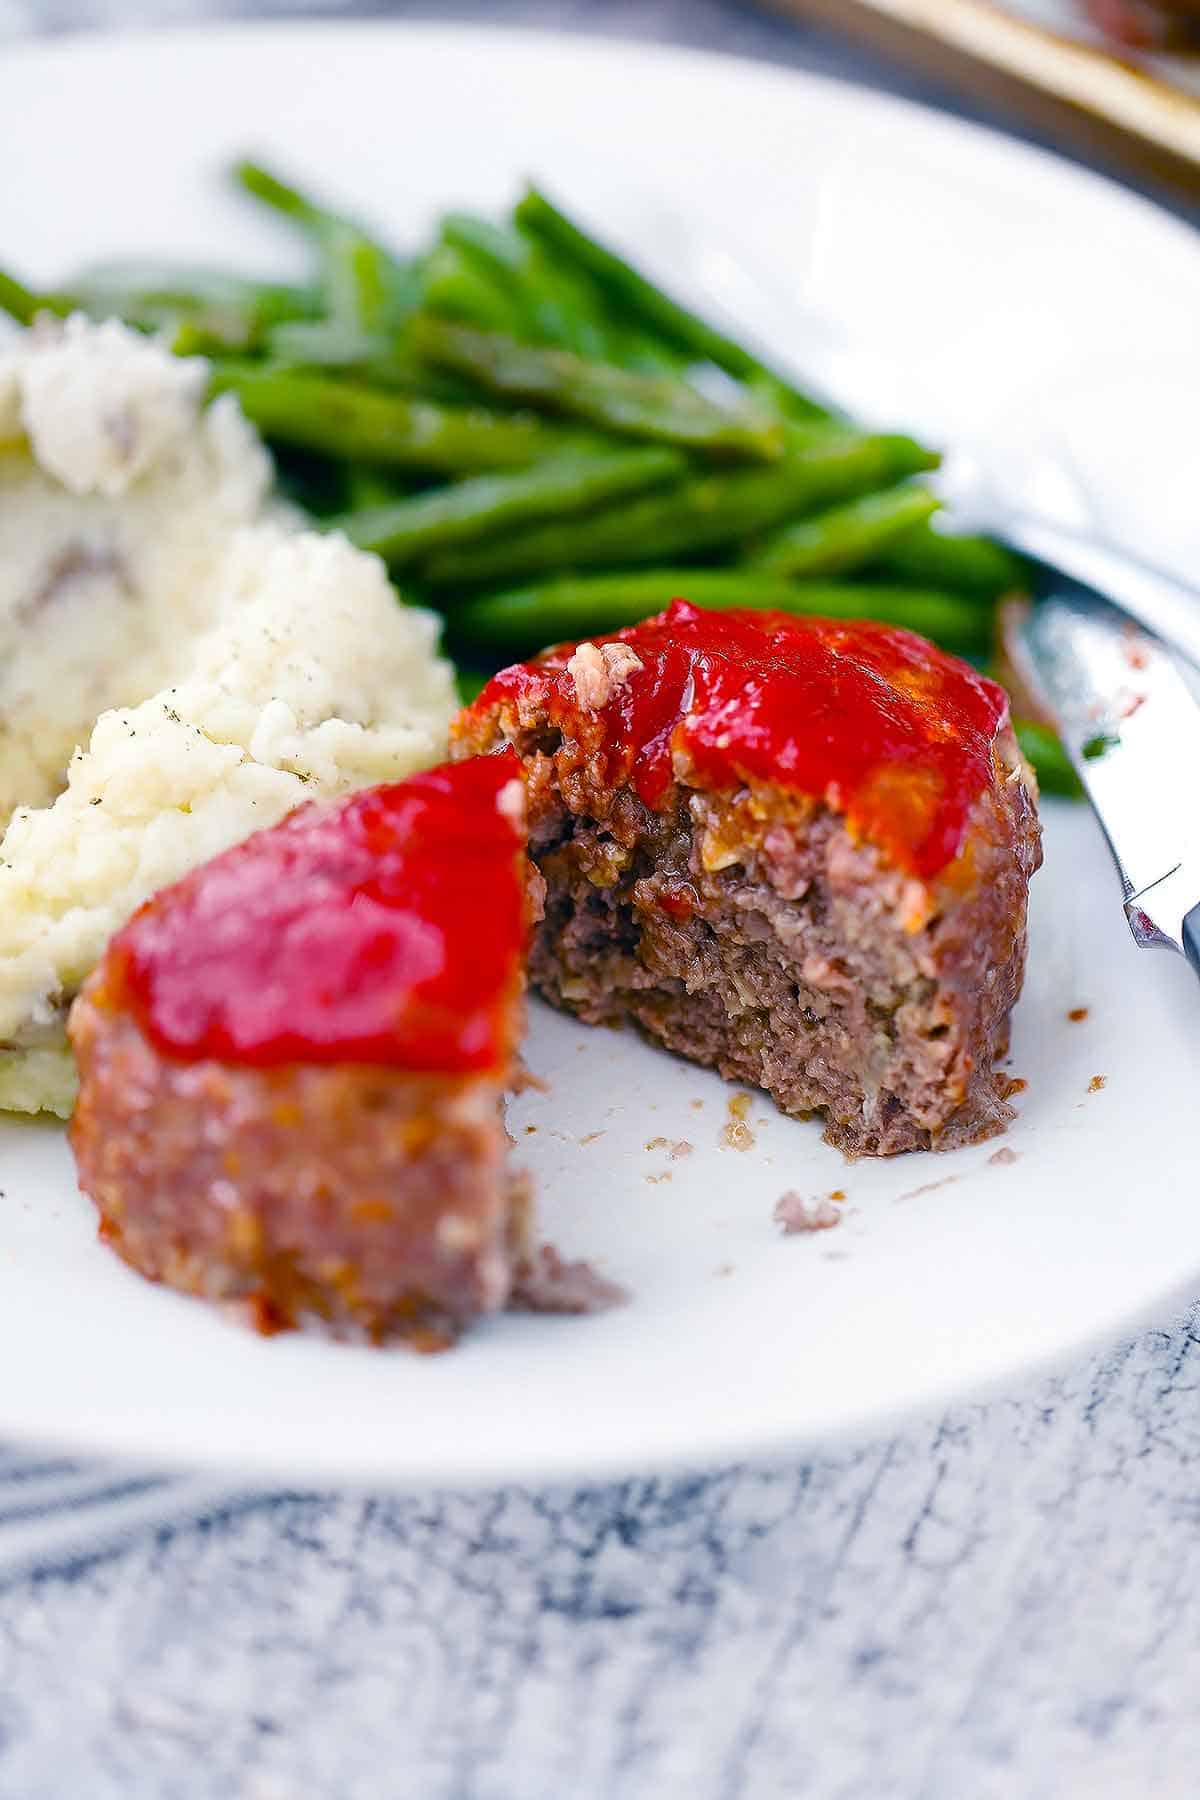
[2,5,1199,1797]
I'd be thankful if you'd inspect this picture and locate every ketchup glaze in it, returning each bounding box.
[473,601,1009,879]
[111,751,527,1072]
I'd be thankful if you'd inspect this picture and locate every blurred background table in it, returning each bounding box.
[7,0,1199,217]
[1,6,1198,1799]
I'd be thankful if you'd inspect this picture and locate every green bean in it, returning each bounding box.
[0,269,51,327]
[514,185,833,421]
[444,213,671,367]
[424,433,937,588]
[209,364,601,474]
[437,218,542,340]
[442,218,581,337]
[259,324,484,406]
[442,215,529,280]
[419,244,529,335]
[748,484,941,579]
[323,227,394,334]
[343,467,404,513]
[876,517,1029,598]
[521,241,682,371]
[233,159,332,230]
[333,446,685,566]
[1013,719,1082,797]
[168,315,260,355]
[409,317,784,460]
[65,261,321,322]
[232,159,419,333]
[343,357,487,409]
[263,319,389,366]
[323,232,418,335]
[448,570,989,657]
[48,262,322,350]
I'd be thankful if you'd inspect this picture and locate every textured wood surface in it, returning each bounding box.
[1,4,1198,1796]
[1,1305,1199,1797]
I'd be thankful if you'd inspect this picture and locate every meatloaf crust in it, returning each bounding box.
[70,982,527,1347]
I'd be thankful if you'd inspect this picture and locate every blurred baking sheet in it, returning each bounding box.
[764,0,1200,196]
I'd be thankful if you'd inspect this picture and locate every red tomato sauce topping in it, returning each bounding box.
[472,600,1009,879]
[111,752,528,1072]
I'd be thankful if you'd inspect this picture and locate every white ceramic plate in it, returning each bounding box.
[2,22,1199,1487]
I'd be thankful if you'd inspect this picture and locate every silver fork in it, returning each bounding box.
[939,450,1200,673]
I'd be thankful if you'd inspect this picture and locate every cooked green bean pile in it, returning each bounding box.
[0,161,1076,794]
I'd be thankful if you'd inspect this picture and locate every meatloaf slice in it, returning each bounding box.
[69,753,532,1347]
[455,600,1041,1157]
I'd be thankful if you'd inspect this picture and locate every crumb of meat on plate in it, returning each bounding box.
[774,1191,843,1234]
[720,1092,755,1151]
[509,1246,626,1314]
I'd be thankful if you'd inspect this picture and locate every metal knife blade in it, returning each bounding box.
[1014,587,1200,968]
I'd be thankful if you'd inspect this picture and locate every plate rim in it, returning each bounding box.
[4,12,1199,262]
[2,1285,1196,1493]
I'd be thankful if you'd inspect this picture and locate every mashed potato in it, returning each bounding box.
[0,318,457,1116]
[0,315,276,824]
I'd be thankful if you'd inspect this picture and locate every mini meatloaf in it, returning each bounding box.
[455,600,1041,1157]
[68,753,531,1347]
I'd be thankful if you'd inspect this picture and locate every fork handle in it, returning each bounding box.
[1003,514,1200,674]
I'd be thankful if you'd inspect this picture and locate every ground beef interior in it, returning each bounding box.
[461,733,1040,1158]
